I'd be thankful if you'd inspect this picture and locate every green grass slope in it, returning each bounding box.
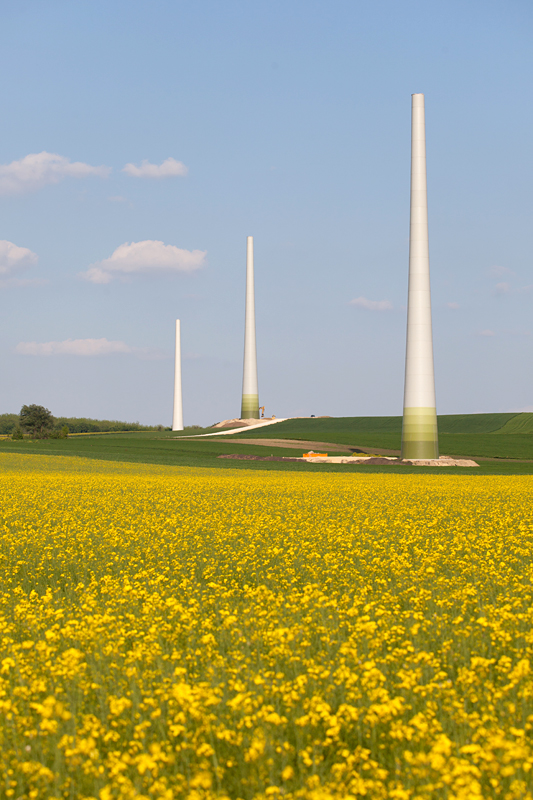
[0,432,304,467]
[496,413,533,434]
[437,413,517,433]
[1,431,533,475]
[229,414,533,459]
[233,414,519,443]
[2,430,533,474]
[440,434,533,459]
[1,431,324,469]
[234,417,403,442]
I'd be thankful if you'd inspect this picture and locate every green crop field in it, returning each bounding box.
[2,421,533,474]
[233,412,525,440]
[0,433,303,470]
[437,413,518,433]
[497,414,533,434]
[440,433,533,459]
[223,412,533,460]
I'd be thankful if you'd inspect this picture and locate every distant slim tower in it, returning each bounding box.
[241,236,259,419]
[172,319,184,431]
[401,93,439,459]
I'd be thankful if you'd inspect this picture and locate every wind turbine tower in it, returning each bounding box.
[401,93,439,459]
[241,236,260,419]
[172,319,184,431]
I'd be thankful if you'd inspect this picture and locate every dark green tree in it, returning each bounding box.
[19,404,54,438]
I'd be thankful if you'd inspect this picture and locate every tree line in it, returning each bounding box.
[1,407,169,438]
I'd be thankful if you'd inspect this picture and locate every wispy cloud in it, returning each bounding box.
[80,240,206,284]
[0,152,110,195]
[489,265,515,277]
[446,302,460,309]
[15,338,164,359]
[494,282,510,295]
[478,329,495,337]
[122,157,188,179]
[108,195,128,202]
[16,338,132,356]
[350,296,393,311]
[0,240,38,275]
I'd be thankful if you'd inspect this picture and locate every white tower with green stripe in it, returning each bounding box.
[401,93,439,459]
[241,236,260,419]
[172,319,184,431]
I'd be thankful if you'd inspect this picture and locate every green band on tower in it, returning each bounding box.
[401,407,439,459]
[241,394,260,419]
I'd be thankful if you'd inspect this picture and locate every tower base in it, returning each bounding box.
[401,406,439,459]
[241,394,260,419]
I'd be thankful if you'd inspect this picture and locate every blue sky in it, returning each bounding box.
[0,0,532,425]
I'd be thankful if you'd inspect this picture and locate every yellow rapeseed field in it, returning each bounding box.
[1,452,533,800]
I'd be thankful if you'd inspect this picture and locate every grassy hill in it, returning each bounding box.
[234,413,521,439]
[437,413,518,433]
[1,412,532,473]
[497,413,533,434]
[0,432,302,469]
[1,430,533,475]
[231,413,533,459]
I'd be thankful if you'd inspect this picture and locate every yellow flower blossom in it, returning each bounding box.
[0,452,532,798]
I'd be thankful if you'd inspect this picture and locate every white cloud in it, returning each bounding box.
[0,152,110,195]
[80,240,206,284]
[350,296,393,311]
[494,282,510,294]
[479,329,495,337]
[446,302,460,309]
[15,337,164,359]
[108,195,128,202]
[122,157,188,178]
[489,265,515,277]
[16,338,132,356]
[0,240,38,275]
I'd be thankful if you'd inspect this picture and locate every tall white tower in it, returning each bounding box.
[401,93,439,459]
[172,319,184,431]
[241,236,259,419]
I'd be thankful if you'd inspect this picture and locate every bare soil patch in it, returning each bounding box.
[224,437,401,455]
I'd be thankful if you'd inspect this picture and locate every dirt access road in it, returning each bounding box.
[224,438,401,456]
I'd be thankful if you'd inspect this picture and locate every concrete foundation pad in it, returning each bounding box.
[304,456,478,467]
[402,458,478,467]
[304,456,395,464]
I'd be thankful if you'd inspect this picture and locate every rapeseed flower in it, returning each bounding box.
[0,453,532,798]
